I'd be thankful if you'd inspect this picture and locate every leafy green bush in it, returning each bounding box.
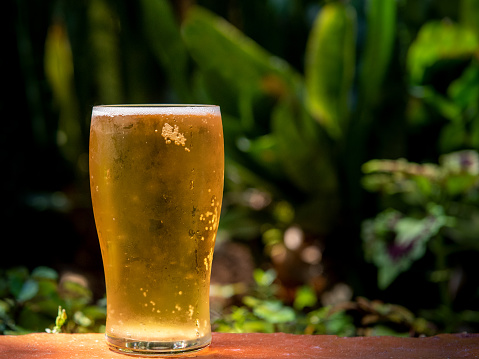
[0,267,105,334]
[213,269,433,337]
[362,150,479,331]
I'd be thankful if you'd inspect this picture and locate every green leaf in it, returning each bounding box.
[293,285,317,311]
[251,300,296,324]
[88,0,123,103]
[181,6,299,103]
[359,0,396,108]
[362,205,451,289]
[6,267,29,298]
[421,87,462,123]
[31,267,58,281]
[253,269,277,287]
[44,22,74,105]
[407,21,478,85]
[305,2,356,138]
[448,63,479,109]
[460,0,479,41]
[17,279,39,303]
[140,0,191,101]
[241,320,275,333]
[271,99,338,196]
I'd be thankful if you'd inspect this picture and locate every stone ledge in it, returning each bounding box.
[0,332,478,358]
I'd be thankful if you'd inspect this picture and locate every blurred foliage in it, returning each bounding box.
[213,268,433,337]
[0,267,105,334]
[362,150,479,331]
[5,0,479,336]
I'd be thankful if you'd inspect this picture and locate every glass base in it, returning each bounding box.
[105,333,211,356]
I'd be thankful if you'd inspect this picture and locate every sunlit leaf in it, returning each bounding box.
[407,21,478,84]
[44,21,83,165]
[293,285,317,311]
[182,6,300,103]
[44,22,73,104]
[305,2,356,138]
[253,269,277,287]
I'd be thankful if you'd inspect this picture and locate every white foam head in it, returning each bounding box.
[92,104,220,117]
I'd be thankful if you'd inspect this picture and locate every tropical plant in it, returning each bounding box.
[361,150,479,332]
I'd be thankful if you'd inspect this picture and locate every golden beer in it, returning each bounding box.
[89,105,224,355]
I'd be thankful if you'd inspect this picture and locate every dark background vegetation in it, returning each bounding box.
[2,0,479,335]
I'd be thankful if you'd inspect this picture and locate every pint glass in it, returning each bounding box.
[89,105,224,355]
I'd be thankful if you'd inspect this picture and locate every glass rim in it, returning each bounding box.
[93,104,219,108]
[92,104,221,117]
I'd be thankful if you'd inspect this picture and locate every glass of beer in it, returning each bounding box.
[89,105,224,355]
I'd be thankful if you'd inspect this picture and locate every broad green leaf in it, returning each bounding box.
[362,205,451,289]
[17,279,39,303]
[407,21,478,85]
[44,21,83,165]
[192,70,239,117]
[31,267,58,281]
[460,0,479,41]
[44,23,73,105]
[6,267,29,298]
[140,0,191,101]
[359,0,396,108]
[88,0,123,103]
[448,62,479,111]
[182,6,299,101]
[271,99,338,196]
[305,2,356,138]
